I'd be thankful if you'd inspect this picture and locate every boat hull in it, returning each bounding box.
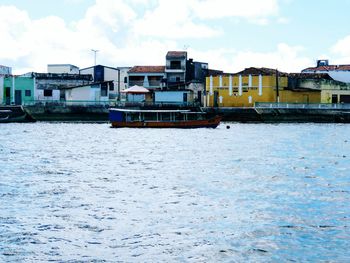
[111,116,222,128]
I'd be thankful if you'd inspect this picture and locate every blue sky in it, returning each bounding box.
[1,0,350,74]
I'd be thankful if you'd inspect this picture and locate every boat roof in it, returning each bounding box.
[110,108,203,113]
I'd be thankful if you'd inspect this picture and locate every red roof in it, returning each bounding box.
[302,64,350,72]
[166,51,187,58]
[128,66,165,73]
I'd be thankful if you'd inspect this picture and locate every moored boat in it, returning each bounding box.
[109,108,221,128]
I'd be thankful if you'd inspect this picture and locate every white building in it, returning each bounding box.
[80,65,131,99]
[64,81,112,105]
[21,72,92,103]
[47,64,80,74]
[0,65,12,105]
[302,60,350,83]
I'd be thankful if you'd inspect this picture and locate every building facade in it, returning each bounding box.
[128,66,165,90]
[2,75,35,105]
[205,68,322,107]
[165,51,187,89]
[64,81,113,105]
[80,65,130,99]
[0,65,12,105]
[19,72,92,103]
[206,67,350,107]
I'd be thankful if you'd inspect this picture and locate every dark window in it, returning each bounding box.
[5,87,10,96]
[101,83,108,96]
[170,61,181,69]
[124,76,128,83]
[94,65,104,82]
[60,90,65,100]
[332,94,338,103]
[176,77,180,82]
[44,90,53,97]
[109,82,114,91]
[340,95,350,103]
[25,90,31,96]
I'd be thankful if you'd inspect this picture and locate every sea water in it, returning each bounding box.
[0,123,349,262]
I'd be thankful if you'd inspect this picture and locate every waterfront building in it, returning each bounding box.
[64,81,113,105]
[292,74,350,103]
[206,67,350,107]
[126,51,215,106]
[80,65,130,100]
[0,65,12,105]
[165,51,187,89]
[19,72,92,104]
[128,66,165,90]
[165,51,213,105]
[2,75,35,105]
[206,68,289,107]
[302,59,350,83]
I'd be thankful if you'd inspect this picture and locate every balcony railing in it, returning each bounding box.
[115,101,200,107]
[166,66,185,70]
[255,102,350,109]
[23,100,111,106]
[128,81,162,88]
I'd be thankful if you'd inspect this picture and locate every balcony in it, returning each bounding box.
[129,80,161,89]
[165,67,185,73]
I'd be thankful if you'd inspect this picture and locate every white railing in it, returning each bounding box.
[254,102,350,110]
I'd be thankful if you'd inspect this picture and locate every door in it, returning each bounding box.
[183,93,188,104]
[15,90,22,105]
[214,91,219,107]
[197,91,202,106]
[332,94,338,103]
[5,87,10,105]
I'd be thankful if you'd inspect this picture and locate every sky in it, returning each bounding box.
[1,0,350,74]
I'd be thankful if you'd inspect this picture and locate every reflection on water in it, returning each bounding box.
[1,123,350,262]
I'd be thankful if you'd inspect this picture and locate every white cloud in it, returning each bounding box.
[231,43,311,72]
[132,0,220,39]
[192,0,279,22]
[193,44,312,73]
[331,35,350,57]
[1,0,305,75]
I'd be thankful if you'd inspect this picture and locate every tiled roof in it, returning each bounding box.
[235,67,288,76]
[166,51,187,58]
[288,73,333,80]
[302,65,350,72]
[128,66,165,73]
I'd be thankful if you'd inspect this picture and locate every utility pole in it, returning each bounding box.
[91,49,99,66]
[117,68,121,102]
[276,69,280,103]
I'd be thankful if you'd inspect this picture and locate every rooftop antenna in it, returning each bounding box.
[91,49,99,66]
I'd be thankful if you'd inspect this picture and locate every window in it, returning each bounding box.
[25,90,31,97]
[170,61,181,69]
[109,82,114,91]
[124,76,128,83]
[101,83,108,96]
[43,90,53,97]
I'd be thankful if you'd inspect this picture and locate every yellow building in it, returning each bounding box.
[205,68,321,107]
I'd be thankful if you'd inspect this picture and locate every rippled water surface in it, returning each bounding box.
[1,123,350,262]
